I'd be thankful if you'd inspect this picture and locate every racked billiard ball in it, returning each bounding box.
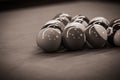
[108,19,120,46]
[72,15,89,27]
[85,24,107,48]
[89,17,109,29]
[36,27,62,52]
[53,13,72,22]
[53,13,72,26]
[42,19,65,32]
[109,18,120,26]
[62,22,85,50]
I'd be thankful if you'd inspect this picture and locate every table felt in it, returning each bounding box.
[0,1,120,80]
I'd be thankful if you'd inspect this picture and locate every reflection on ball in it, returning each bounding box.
[85,24,107,48]
[37,28,62,52]
[62,22,85,50]
[108,18,120,46]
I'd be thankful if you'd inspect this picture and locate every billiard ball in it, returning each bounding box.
[54,13,72,26]
[108,19,120,46]
[55,17,70,26]
[53,13,72,22]
[109,18,120,26]
[62,22,85,50]
[72,15,89,27]
[42,19,65,32]
[85,24,107,48]
[89,17,109,29]
[36,27,62,52]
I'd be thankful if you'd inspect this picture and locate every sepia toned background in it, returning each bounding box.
[0,0,120,80]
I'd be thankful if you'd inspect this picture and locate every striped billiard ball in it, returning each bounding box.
[85,24,107,48]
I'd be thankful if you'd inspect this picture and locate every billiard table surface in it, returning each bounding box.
[0,1,120,80]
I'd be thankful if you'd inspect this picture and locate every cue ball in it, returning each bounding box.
[37,28,62,52]
[62,22,85,50]
[90,17,109,29]
[108,19,120,46]
[85,24,107,48]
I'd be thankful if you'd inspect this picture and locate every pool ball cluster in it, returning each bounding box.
[36,13,120,52]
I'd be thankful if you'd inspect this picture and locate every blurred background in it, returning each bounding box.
[0,0,119,11]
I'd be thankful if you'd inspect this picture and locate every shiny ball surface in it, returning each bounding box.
[85,24,107,48]
[114,29,120,46]
[42,20,65,32]
[72,15,89,27]
[53,13,72,21]
[37,28,62,52]
[108,19,120,46]
[90,17,109,29]
[53,13,72,26]
[62,22,85,50]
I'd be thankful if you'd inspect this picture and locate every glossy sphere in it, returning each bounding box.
[42,20,65,32]
[114,29,120,46]
[108,19,120,46]
[85,24,107,48]
[110,18,120,26]
[54,13,72,26]
[37,28,61,52]
[53,13,72,21]
[90,17,109,29]
[62,22,85,50]
[55,17,70,26]
[72,15,89,27]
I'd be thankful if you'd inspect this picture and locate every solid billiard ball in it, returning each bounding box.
[72,15,89,27]
[85,24,107,48]
[62,22,85,50]
[108,19,120,46]
[36,27,62,52]
[42,19,65,32]
[89,17,109,29]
